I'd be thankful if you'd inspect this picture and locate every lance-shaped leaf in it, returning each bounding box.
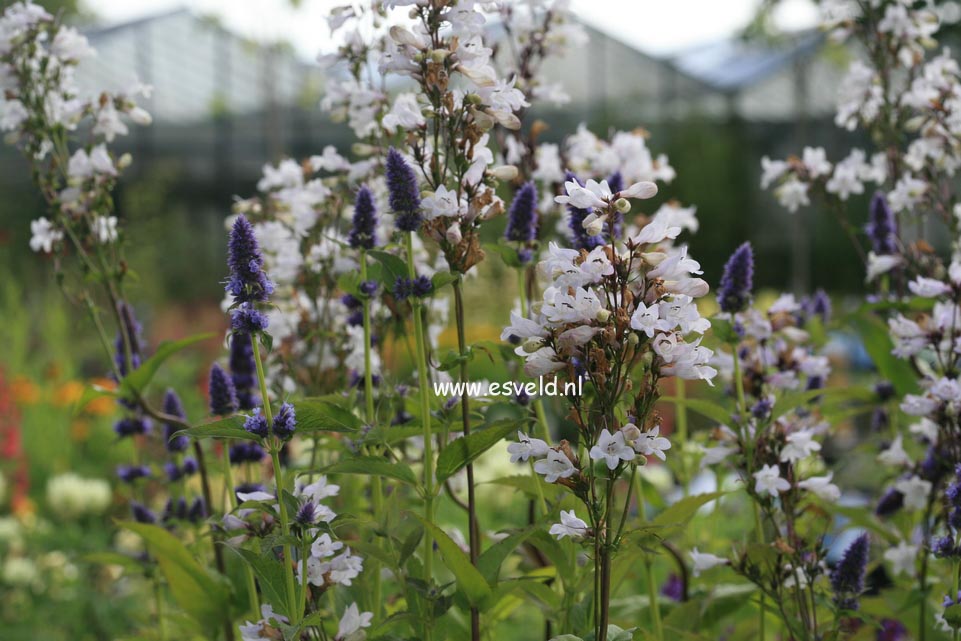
[120,332,215,398]
[414,515,492,606]
[435,419,518,484]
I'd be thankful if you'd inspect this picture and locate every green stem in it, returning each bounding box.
[360,250,384,619]
[155,579,167,641]
[675,377,689,495]
[645,559,664,641]
[252,338,299,623]
[406,232,434,641]
[453,277,481,641]
[223,445,260,617]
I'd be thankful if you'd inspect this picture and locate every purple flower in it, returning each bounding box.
[394,276,413,301]
[231,302,269,335]
[116,464,151,483]
[229,334,258,411]
[295,500,319,525]
[226,214,274,304]
[273,402,296,440]
[717,242,754,314]
[229,442,265,465]
[933,535,957,558]
[188,497,206,522]
[181,457,198,476]
[114,416,150,438]
[504,182,538,243]
[208,363,238,416]
[385,147,422,232]
[359,280,379,296]
[660,573,683,602]
[348,185,378,250]
[876,619,908,641]
[751,398,773,420]
[114,302,144,377]
[831,533,869,610]
[164,461,183,482]
[566,172,603,250]
[162,389,189,452]
[131,501,157,524]
[341,294,361,310]
[866,191,897,255]
[808,289,831,324]
[244,408,269,439]
[875,487,904,517]
[412,275,433,297]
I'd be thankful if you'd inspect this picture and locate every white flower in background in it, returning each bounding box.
[507,431,550,463]
[590,429,635,470]
[753,464,790,497]
[690,548,727,576]
[335,603,373,641]
[797,474,841,501]
[549,510,589,540]
[534,449,576,483]
[532,143,565,183]
[780,429,821,463]
[895,475,932,510]
[802,146,832,178]
[239,604,288,641]
[877,435,912,467]
[29,217,62,253]
[46,473,111,519]
[760,156,788,189]
[908,276,951,298]
[633,425,671,461]
[91,216,118,243]
[883,541,918,577]
[866,252,903,282]
[2,557,38,586]
[775,177,810,212]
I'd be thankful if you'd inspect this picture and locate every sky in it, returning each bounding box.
[82,0,820,60]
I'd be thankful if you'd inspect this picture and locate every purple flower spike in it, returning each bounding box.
[717,242,754,314]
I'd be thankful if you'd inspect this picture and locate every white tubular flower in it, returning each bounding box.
[335,603,373,641]
[690,548,727,577]
[549,510,589,540]
[753,464,791,498]
[634,425,671,461]
[797,474,841,501]
[533,448,576,483]
[589,428,635,470]
[895,475,932,510]
[29,217,62,253]
[507,431,550,463]
[619,180,658,200]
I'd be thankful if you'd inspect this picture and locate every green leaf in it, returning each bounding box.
[71,383,118,417]
[646,492,725,538]
[659,396,730,425]
[413,515,492,606]
[436,348,473,372]
[296,397,363,433]
[849,313,918,396]
[338,272,362,297]
[173,415,259,443]
[435,419,518,483]
[486,241,524,268]
[477,527,535,585]
[431,271,458,292]
[368,250,409,288]
[119,521,230,630]
[325,456,418,485]
[120,332,216,398]
[223,546,289,617]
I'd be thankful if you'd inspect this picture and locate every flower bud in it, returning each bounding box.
[626,332,640,346]
[595,309,611,323]
[430,49,449,63]
[522,337,544,354]
[491,165,518,181]
[117,153,133,169]
[621,423,641,441]
[446,222,463,245]
[352,143,376,157]
[615,198,631,213]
